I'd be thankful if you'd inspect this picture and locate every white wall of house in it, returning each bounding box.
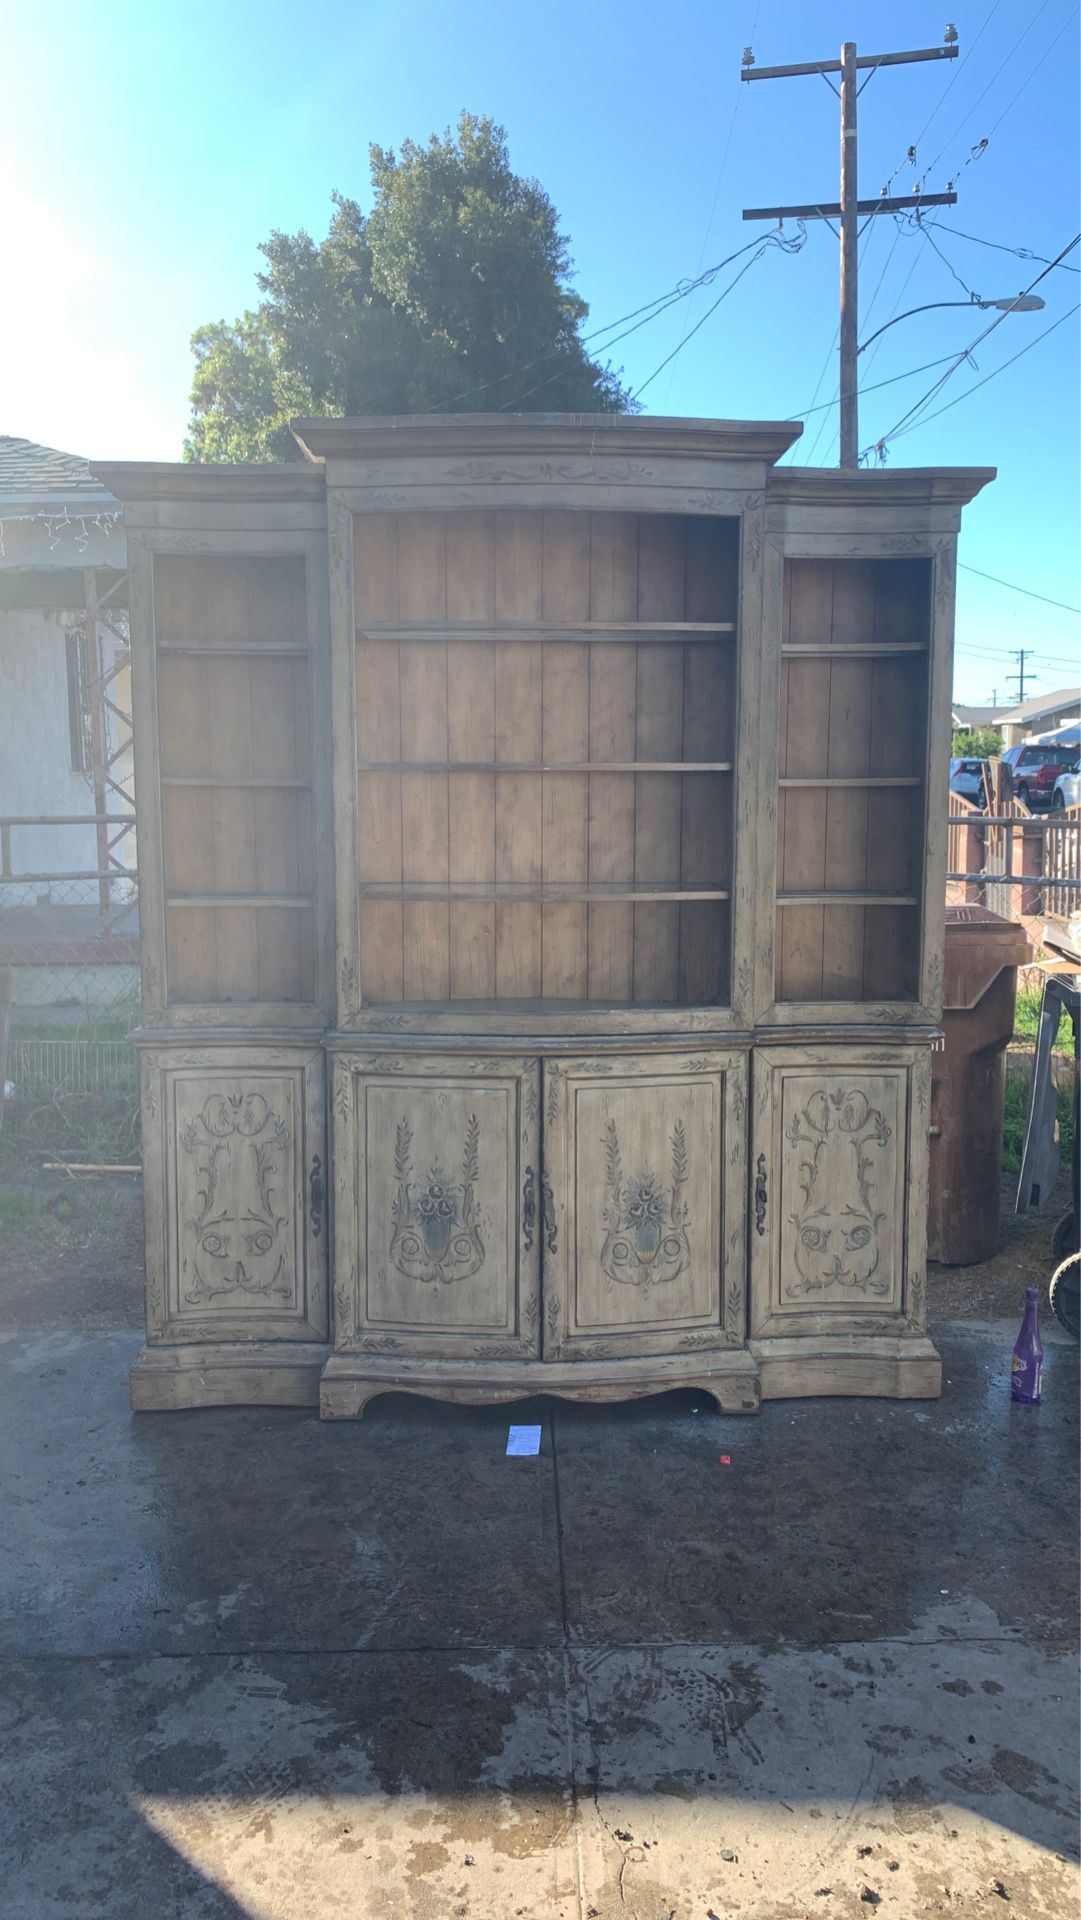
[0,605,133,880]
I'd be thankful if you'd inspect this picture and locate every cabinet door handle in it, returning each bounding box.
[754,1154,768,1237]
[309,1154,325,1239]
[523,1165,536,1252]
[540,1171,558,1254]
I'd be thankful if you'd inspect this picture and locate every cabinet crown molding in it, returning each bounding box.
[289,411,804,465]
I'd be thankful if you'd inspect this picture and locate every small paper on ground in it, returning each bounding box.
[506,1425,542,1456]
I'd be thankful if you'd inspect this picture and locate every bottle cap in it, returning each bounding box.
[1025,1286,1040,1299]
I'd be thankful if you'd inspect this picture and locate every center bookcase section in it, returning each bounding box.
[775,556,930,1004]
[353,508,739,1007]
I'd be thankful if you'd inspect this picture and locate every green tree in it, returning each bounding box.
[185,113,632,462]
[952,727,1003,758]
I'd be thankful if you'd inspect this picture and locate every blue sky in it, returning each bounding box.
[2,0,1077,701]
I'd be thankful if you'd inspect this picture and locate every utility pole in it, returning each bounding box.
[742,30,960,467]
[1006,651,1036,704]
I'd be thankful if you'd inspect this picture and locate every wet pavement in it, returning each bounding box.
[1,1308,1077,1920]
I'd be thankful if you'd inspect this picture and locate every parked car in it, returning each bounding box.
[1051,760,1081,810]
[949,757,988,805]
[1000,742,1080,810]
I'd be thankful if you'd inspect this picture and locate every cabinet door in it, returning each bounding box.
[143,1046,327,1343]
[543,1053,748,1360]
[749,1046,930,1338]
[333,1053,541,1359]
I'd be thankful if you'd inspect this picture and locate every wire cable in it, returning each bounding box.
[434,231,782,413]
[660,0,762,405]
[928,223,1081,274]
[629,247,768,402]
[881,301,1080,446]
[957,565,1081,617]
[863,237,1080,455]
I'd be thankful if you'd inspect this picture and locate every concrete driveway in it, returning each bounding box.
[0,1176,1077,1918]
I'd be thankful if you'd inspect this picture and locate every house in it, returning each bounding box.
[952,689,1081,748]
[0,437,137,1018]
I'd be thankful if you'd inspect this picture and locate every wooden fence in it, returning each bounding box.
[947,781,1081,927]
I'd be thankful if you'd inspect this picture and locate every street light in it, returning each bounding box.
[858,294,1046,354]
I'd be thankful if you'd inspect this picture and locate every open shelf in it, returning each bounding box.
[357,620,735,644]
[167,891,314,910]
[357,759,734,775]
[161,775,312,788]
[361,880,731,903]
[781,642,926,657]
[778,775,921,790]
[157,642,310,658]
[777,890,918,907]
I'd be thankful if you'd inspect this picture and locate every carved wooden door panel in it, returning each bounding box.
[750,1046,929,1338]
[332,1053,541,1359]
[543,1053,748,1361]
[145,1046,327,1344]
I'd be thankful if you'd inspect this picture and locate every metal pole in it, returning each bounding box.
[839,41,859,468]
[83,569,111,923]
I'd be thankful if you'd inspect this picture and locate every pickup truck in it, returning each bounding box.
[1001,742,1080,810]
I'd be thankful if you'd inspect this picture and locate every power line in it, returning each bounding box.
[920,0,1057,180]
[957,563,1081,616]
[863,236,1081,455]
[873,296,1080,450]
[984,4,1079,142]
[500,227,805,413]
[660,0,762,404]
[787,349,971,423]
[629,247,769,402]
[928,222,1081,274]
[441,228,808,415]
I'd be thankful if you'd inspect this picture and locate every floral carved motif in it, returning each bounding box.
[182,1091,292,1305]
[600,1119,690,1290]
[784,1088,892,1298]
[389,1114,485,1291]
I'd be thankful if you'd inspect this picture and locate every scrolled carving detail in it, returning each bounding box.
[181,1091,292,1305]
[783,1088,892,1298]
[600,1118,690,1289]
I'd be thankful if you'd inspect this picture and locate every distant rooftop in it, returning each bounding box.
[0,435,119,510]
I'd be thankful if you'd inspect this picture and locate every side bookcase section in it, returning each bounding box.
[133,1044,329,1408]
[543,1051,749,1362]
[749,1043,938,1400]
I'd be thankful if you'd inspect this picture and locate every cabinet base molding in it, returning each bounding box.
[319,1349,763,1420]
[130,1341,330,1411]
[751,1334,942,1403]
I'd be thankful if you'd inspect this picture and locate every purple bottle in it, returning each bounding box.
[1011,1287,1044,1404]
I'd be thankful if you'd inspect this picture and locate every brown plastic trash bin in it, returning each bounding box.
[928,905,1033,1265]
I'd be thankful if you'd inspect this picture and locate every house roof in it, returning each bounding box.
[952,705,1005,728]
[996,687,1081,725]
[0,435,120,511]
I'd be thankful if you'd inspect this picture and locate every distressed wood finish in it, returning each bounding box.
[94,420,992,1417]
[543,1052,748,1361]
[330,1051,541,1362]
[350,508,739,1009]
[137,1043,328,1369]
[749,1042,932,1345]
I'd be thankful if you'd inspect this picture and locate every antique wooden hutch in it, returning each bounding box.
[95,416,992,1415]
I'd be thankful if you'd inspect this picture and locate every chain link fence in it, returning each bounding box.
[1,826,141,1160]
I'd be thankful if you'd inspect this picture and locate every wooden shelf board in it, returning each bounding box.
[777,891,919,907]
[167,892,314,910]
[360,881,731,903]
[357,760,733,775]
[357,621,735,644]
[778,776,922,789]
[781,643,926,657]
[157,643,309,658]
[161,776,311,788]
